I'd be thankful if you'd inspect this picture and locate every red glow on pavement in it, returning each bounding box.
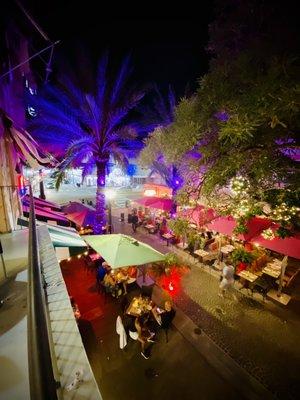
[159,269,182,296]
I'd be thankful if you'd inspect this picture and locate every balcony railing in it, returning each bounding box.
[27,185,59,399]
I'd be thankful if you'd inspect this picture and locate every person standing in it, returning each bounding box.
[218,262,237,300]
[131,211,138,233]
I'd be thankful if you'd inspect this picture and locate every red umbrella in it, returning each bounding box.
[251,226,300,259]
[148,198,174,211]
[66,209,96,227]
[134,197,174,211]
[206,216,272,241]
[134,197,159,207]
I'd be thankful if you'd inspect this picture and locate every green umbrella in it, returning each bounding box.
[84,234,165,268]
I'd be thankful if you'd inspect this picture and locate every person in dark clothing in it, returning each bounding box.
[96,264,107,284]
[159,301,176,342]
[131,212,139,233]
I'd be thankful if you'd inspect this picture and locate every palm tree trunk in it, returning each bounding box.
[95,161,107,234]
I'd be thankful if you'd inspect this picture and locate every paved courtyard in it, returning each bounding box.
[110,209,300,400]
[40,189,300,399]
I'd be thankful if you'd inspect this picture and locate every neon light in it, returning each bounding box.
[144,189,156,197]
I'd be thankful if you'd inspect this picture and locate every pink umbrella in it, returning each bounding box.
[134,197,159,207]
[134,197,174,211]
[66,209,96,227]
[62,201,88,213]
[178,205,217,227]
[148,198,174,211]
[206,216,272,241]
[251,226,300,259]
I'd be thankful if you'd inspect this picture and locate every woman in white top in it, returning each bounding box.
[219,263,236,299]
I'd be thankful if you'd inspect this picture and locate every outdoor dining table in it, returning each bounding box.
[237,270,259,282]
[126,296,153,317]
[177,242,188,250]
[126,296,163,326]
[145,224,155,229]
[262,259,282,278]
[194,249,210,258]
[220,245,235,254]
[162,232,175,246]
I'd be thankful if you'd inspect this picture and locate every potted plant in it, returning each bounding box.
[168,218,190,246]
[231,247,254,269]
[187,231,198,254]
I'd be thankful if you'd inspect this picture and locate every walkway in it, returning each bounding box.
[111,210,300,400]
[0,229,29,400]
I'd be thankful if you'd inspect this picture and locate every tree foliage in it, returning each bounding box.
[144,1,299,196]
[29,54,147,232]
[140,0,300,233]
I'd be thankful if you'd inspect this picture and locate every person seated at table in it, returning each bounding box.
[159,223,168,237]
[137,209,144,221]
[155,301,176,342]
[126,266,137,287]
[114,268,129,294]
[70,296,81,321]
[103,270,122,297]
[160,301,176,329]
[128,315,154,359]
[127,266,137,279]
[96,260,109,284]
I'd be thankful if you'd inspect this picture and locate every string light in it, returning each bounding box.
[270,203,300,223]
[261,228,276,240]
[230,176,250,197]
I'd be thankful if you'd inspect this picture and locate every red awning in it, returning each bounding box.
[22,204,69,224]
[251,226,300,259]
[23,195,61,211]
[206,216,273,241]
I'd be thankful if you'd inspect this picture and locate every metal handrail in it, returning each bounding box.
[27,185,58,399]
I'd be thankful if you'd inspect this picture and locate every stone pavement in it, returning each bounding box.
[111,210,300,400]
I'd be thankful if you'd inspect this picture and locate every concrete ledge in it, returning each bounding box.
[38,225,102,400]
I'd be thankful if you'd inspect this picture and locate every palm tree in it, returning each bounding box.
[138,86,182,194]
[29,54,146,233]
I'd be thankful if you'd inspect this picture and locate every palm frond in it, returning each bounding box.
[96,52,108,109]
[110,54,132,106]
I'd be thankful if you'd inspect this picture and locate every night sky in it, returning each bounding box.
[6,1,214,97]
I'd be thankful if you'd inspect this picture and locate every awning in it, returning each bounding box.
[17,217,86,247]
[251,226,300,259]
[23,194,61,211]
[47,226,87,248]
[22,203,69,225]
[206,216,273,241]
